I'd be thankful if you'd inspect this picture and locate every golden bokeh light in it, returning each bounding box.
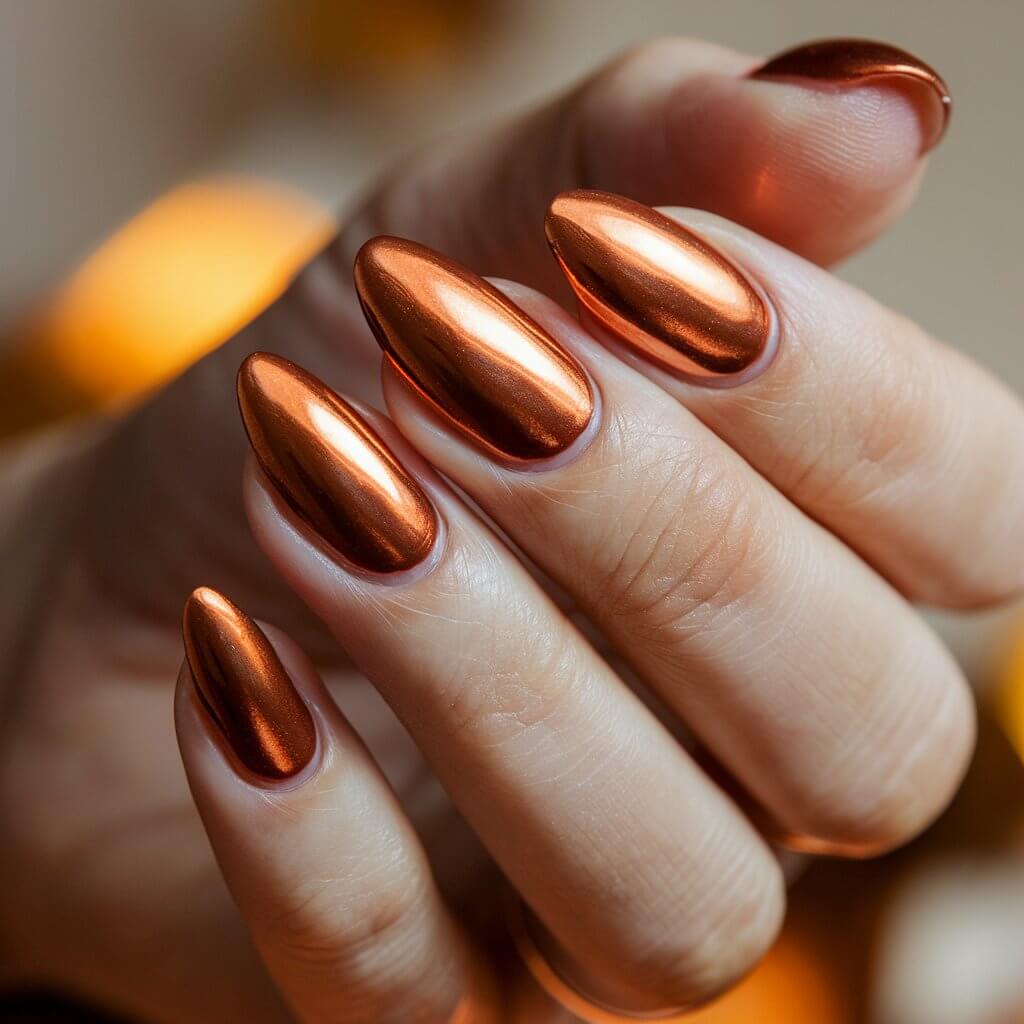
[680,934,846,1024]
[20,178,334,410]
[37,177,335,400]
[997,619,1024,764]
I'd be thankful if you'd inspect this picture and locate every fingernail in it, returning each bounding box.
[237,352,439,574]
[545,191,776,386]
[353,237,594,464]
[182,587,316,780]
[752,38,951,152]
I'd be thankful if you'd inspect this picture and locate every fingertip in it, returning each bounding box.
[578,39,939,266]
[714,75,929,264]
[751,37,951,154]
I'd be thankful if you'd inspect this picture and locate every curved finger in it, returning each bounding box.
[236,354,785,1011]
[176,588,490,1024]
[544,191,1024,608]
[89,36,953,629]
[354,239,974,856]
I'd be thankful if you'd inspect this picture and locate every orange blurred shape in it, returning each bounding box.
[997,618,1024,763]
[30,178,334,404]
[681,934,846,1024]
[285,0,487,81]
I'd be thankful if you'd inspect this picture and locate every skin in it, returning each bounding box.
[2,37,1023,1022]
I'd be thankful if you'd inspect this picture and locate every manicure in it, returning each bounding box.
[545,190,777,386]
[237,352,439,574]
[752,38,951,153]
[353,237,594,464]
[182,587,316,780]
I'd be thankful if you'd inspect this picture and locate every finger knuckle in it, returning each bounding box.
[418,546,584,744]
[781,668,975,855]
[265,870,428,975]
[788,319,931,514]
[440,620,581,745]
[592,435,767,656]
[608,844,785,1006]
[904,434,1024,609]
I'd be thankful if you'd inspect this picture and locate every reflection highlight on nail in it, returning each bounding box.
[546,190,776,386]
[183,587,316,780]
[237,353,438,575]
[752,38,951,152]
[354,237,594,464]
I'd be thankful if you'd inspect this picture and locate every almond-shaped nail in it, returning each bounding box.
[545,190,776,386]
[752,38,951,152]
[353,237,594,464]
[183,587,316,779]
[237,353,438,574]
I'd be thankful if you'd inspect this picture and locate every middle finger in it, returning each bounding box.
[356,237,974,857]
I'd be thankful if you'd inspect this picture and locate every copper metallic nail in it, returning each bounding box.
[752,38,951,152]
[545,191,775,385]
[353,237,594,464]
[182,587,316,779]
[237,353,438,574]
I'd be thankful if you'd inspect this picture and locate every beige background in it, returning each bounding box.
[1,8,1023,1020]
[3,0,1022,385]
[2,0,1021,662]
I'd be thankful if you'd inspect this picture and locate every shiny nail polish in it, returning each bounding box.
[545,190,776,385]
[353,237,594,464]
[182,587,316,780]
[752,38,951,152]
[237,353,438,574]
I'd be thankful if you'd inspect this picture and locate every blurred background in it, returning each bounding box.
[1,1,1022,1021]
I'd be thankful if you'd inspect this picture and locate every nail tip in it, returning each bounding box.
[182,585,226,652]
[352,236,387,287]
[236,352,288,441]
[237,350,287,394]
[354,235,427,296]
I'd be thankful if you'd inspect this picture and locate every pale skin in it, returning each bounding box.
[2,37,1023,1022]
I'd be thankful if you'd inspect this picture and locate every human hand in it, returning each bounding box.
[4,38,1015,1023]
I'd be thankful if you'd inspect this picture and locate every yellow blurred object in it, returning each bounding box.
[997,619,1024,763]
[675,934,845,1024]
[2,178,334,433]
[286,0,489,82]
[37,178,334,401]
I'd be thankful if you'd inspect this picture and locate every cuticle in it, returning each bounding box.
[189,682,323,792]
[496,370,604,475]
[244,716,325,794]
[663,222,782,390]
[340,504,449,588]
[255,462,446,588]
[685,274,780,390]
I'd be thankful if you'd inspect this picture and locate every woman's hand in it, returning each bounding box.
[3,36,1015,1023]
[173,158,1024,1017]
